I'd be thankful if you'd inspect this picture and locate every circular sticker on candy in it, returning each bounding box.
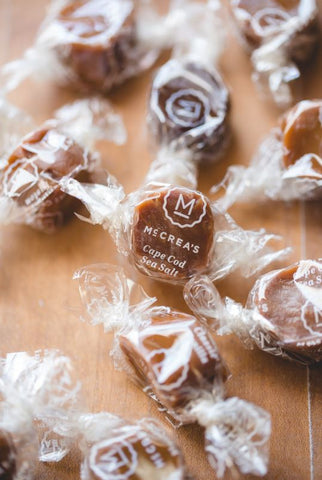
[131,186,214,282]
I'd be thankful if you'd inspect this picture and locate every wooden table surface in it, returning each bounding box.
[0,1,321,479]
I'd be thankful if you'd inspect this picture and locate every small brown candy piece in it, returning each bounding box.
[247,259,322,363]
[0,431,16,480]
[119,310,227,412]
[2,126,92,232]
[230,0,318,61]
[131,186,215,282]
[56,0,137,92]
[149,60,230,164]
[87,422,185,480]
[280,99,322,168]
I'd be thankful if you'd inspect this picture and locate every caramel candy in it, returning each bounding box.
[149,60,230,163]
[0,431,16,480]
[56,0,137,92]
[119,310,227,412]
[2,126,92,232]
[131,186,214,282]
[86,422,185,480]
[247,259,322,363]
[230,0,318,61]
[280,99,322,168]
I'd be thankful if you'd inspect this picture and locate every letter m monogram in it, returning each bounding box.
[174,194,196,219]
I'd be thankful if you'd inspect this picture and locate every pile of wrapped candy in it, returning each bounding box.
[0,0,321,479]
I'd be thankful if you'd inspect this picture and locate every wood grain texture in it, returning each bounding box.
[0,1,321,479]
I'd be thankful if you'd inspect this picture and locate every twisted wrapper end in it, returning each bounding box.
[189,396,271,478]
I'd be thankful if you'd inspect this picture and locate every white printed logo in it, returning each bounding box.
[165,89,209,128]
[147,348,190,391]
[252,8,291,35]
[163,188,208,228]
[90,438,138,480]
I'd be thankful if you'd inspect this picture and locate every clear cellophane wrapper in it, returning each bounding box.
[212,126,322,211]
[77,412,192,480]
[0,0,223,95]
[61,171,291,285]
[184,259,322,365]
[146,0,231,170]
[74,263,271,478]
[229,0,318,108]
[0,98,126,232]
[1,350,192,479]
[0,350,82,478]
[0,0,160,94]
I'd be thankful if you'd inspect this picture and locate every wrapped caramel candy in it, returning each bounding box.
[0,0,161,94]
[78,413,191,480]
[229,0,319,107]
[0,98,125,232]
[147,0,230,167]
[75,263,272,478]
[0,0,205,95]
[185,259,322,365]
[61,170,290,284]
[0,350,82,478]
[213,99,322,209]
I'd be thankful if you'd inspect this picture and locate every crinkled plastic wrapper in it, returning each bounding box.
[78,413,191,480]
[147,0,231,166]
[148,60,231,166]
[0,98,126,233]
[185,258,322,365]
[74,263,272,478]
[229,0,319,108]
[0,350,82,479]
[0,0,163,94]
[213,99,322,210]
[61,172,290,285]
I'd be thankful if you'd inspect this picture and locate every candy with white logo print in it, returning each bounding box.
[0,98,125,232]
[185,259,322,365]
[54,0,138,92]
[74,263,272,478]
[148,60,230,166]
[79,413,190,480]
[147,0,230,169]
[212,99,322,209]
[61,174,290,284]
[228,0,319,107]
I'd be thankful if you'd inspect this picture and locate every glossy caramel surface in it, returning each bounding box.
[3,127,91,232]
[281,99,322,167]
[119,310,226,412]
[131,186,214,282]
[248,260,322,361]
